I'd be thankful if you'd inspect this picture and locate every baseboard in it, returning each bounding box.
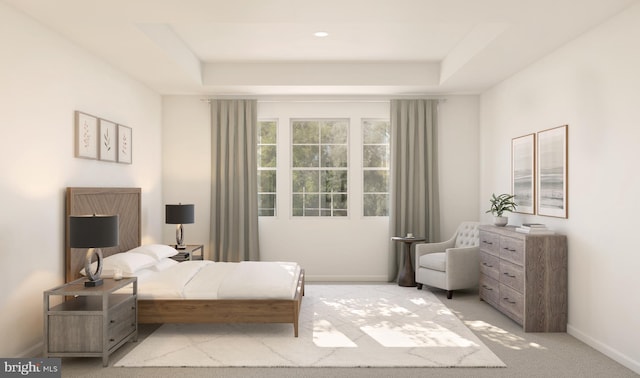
[567,324,640,375]
[305,275,389,282]
[18,341,43,358]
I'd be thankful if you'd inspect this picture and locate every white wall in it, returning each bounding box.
[479,3,640,373]
[0,3,163,357]
[162,96,479,281]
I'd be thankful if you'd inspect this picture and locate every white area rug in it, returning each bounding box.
[116,285,505,368]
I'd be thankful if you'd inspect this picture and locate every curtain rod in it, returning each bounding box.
[200,97,448,103]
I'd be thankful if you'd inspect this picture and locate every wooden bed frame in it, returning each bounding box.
[65,187,304,337]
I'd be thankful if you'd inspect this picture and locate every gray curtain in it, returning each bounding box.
[388,99,440,281]
[210,99,260,262]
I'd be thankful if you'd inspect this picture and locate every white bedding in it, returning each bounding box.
[136,261,301,300]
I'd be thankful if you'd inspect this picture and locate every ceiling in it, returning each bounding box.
[5,0,636,96]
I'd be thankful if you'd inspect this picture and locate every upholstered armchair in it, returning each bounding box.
[415,221,480,299]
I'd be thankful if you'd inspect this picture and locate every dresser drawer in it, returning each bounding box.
[499,236,524,266]
[500,260,524,292]
[479,232,499,256]
[499,284,524,324]
[480,251,500,281]
[479,274,499,306]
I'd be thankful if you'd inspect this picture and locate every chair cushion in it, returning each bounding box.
[418,252,446,272]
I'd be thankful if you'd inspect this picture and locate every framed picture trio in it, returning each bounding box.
[74,110,132,164]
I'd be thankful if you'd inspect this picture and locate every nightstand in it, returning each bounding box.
[169,244,204,262]
[43,277,137,366]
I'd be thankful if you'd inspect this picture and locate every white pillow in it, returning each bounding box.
[151,257,179,272]
[80,252,156,276]
[128,244,178,261]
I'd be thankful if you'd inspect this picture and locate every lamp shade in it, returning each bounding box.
[69,215,119,248]
[165,204,195,224]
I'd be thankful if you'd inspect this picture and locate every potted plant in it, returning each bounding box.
[486,193,517,226]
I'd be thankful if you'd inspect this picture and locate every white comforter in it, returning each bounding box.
[137,261,301,300]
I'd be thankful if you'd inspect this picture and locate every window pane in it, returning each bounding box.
[258,145,277,167]
[363,194,389,216]
[321,145,347,167]
[292,145,319,167]
[258,170,276,192]
[321,121,348,143]
[363,170,388,192]
[292,121,319,143]
[258,194,276,216]
[292,170,319,192]
[321,170,347,193]
[363,145,389,168]
[258,121,277,144]
[363,120,390,144]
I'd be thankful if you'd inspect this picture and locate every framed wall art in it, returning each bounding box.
[117,124,132,164]
[99,119,117,162]
[537,125,568,218]
[75,111,98,159]
[511,133,535,214]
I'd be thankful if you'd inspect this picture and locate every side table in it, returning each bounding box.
[43,277,137,366]
[391,236,426,287]
[169,244,204,261]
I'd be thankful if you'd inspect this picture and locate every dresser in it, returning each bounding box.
[43,277,137,366]
[478,225,567,332]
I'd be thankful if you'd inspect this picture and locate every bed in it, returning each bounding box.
[65,187,305,337]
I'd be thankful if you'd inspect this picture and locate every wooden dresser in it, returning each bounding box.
[478,225,567,332]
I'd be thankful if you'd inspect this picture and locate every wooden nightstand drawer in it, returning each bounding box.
[480,251,500,281]
[499,236,524,266]
[500,260,524,292]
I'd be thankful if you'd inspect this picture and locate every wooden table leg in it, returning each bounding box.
[398,242,417,287]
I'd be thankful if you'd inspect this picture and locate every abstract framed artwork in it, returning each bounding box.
[117,124,132,164]
[537,125,568,218]
[99,119,117,162]
[75,111,98,159]
[511,133,535,214]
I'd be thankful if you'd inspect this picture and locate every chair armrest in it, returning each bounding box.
[415,237,456,258]
[445,246,480,277]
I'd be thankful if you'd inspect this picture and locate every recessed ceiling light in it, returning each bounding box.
[314,31,329,37]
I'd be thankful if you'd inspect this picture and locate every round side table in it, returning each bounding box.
[391,236,426,287]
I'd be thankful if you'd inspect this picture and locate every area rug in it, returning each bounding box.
[115,284,505,368]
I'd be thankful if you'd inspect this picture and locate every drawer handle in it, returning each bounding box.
[482,241,493,245]
[503,297,516,304]
[503,272,516,278]
[482,262,493,267]
[109,338,115,342]
[481,285,493,291]
[110,320,115,324]
[503,247,516,252]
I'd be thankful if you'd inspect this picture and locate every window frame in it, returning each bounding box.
[257,119,278,217]
[361,118,390,217]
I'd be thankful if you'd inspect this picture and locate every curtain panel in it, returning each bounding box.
[388,99,440,281]
[210,99,260,262]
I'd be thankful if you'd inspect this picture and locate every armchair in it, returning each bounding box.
[415,221,480,299]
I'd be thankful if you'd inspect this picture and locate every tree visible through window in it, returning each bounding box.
[362,119,390,216]
[291,119,348,216]
[257,120,277,216]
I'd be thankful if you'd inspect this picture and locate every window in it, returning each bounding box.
[362,119,390,216]
[257,120,277,216]
[291,119,349,217]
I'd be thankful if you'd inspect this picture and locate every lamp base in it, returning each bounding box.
[176,244,187,250]
[84,278,104,287]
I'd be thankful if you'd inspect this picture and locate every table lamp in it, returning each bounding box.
[165,204,194,249]
[69,214,119,287]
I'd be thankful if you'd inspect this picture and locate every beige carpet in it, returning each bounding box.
[115,284,505,368]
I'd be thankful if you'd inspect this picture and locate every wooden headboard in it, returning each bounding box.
[65,187,142,282]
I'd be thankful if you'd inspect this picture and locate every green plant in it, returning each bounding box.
[486,193,517,217]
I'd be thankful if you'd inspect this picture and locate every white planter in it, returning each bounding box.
[494,216,508,227]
